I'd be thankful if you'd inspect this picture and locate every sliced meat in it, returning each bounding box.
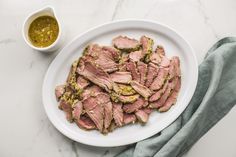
[67,59,79,83]
[129,50,143,62]
[142,108,153,115]
[55,85,65,101]
[140,36,154,61]
[123,97,148,113]
[169,56,181,79]
[160,56,170,67]
[110,71,132,84]
[174,77,181,92]
[130,81,152,99]
[126,61,140,82]
[72,101,83,120]
[123,114,137,125]
[102,46,120,61]
[108,120,118,132]
[158,91,178,112]
[84,44,118,72]
[103,102,113,131]
[77,60,113,92]
[150,52,162,65]
[76,115,96,130]
[76,76,90,89]
[112,102,124,127]
[110,92,140,103]
[159,75,181,112]
[149,85,172,109]
[149,80,169,102]
[145,63,159,87]
[150,68,169,91]
[135,110,149,123]
[150,45,166,65]
[113,83,136,96]
[112,36,140,52]
[118,53,129,71]
[83,93,110,132]
[137,61,148,85]
[59,101,73,122]
[155,45,165,56]
[81,85,103,100]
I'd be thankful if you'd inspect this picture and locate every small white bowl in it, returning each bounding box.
[22,6,62,52]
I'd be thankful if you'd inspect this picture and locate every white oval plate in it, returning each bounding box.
[43,20,198,147]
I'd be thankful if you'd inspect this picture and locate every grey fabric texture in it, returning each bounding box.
[117,37,236,157]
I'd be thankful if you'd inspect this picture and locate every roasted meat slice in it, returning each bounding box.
[158,91,178,112]
[110,92,140,103]
[102,46,120,62]
[81,85,103,100]
[145,63,159,87]
[112,102,124,127]
[112,36,141,52]
[76,76,90,89]
[149,80,169,102]
[150,68,169,91]
[126,61,140,82]
[130,81,152,99]
[103,101,113,131]
[123,97,148,113]
[72,101,83,120]
[123,113,137,125]
[84,44,118,72]
[140,36,154,62]
[137,61,148,85]
[135,110,149,123]
[149,85,172,109]
[76,115,96,130]
[129,50,143,62]
[77,59,113,92]
[59,100,73,122]
[110,71,132,84]
[55,85,66,101]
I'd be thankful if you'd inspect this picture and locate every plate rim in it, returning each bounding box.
[42,19,198,147]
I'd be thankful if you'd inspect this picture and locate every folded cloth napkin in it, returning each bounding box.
[117,37,236,157]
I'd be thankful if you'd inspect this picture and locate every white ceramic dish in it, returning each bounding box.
[22,6,62,52]
[42,20,198,147]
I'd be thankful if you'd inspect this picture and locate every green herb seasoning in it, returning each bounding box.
[28,16,59,47]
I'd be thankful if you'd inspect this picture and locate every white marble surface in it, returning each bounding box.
[0,0,236,157]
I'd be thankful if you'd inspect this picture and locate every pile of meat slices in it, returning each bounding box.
[55,35,181,134]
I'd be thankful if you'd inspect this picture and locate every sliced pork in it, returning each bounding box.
[110,71,132,84]
[55,85,65,101]
[76,76,90,89]
[130,81,152,99]
[137,61,148,85]
[113,36,141,52]
[129,50,143,62]
[135,110,149,123]
[123,114,137,125]
[140,36,154,60]
[111,92,140,103]
[76,115,96,130]
[77,60,113,92]
[126,61,140,82]
[72,101,83,120]
[150,68,169,91]
[123,97,148,113]
[112,102,124,127]
[145,63,159,87]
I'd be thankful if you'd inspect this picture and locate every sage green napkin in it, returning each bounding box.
[117,37,236,157]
